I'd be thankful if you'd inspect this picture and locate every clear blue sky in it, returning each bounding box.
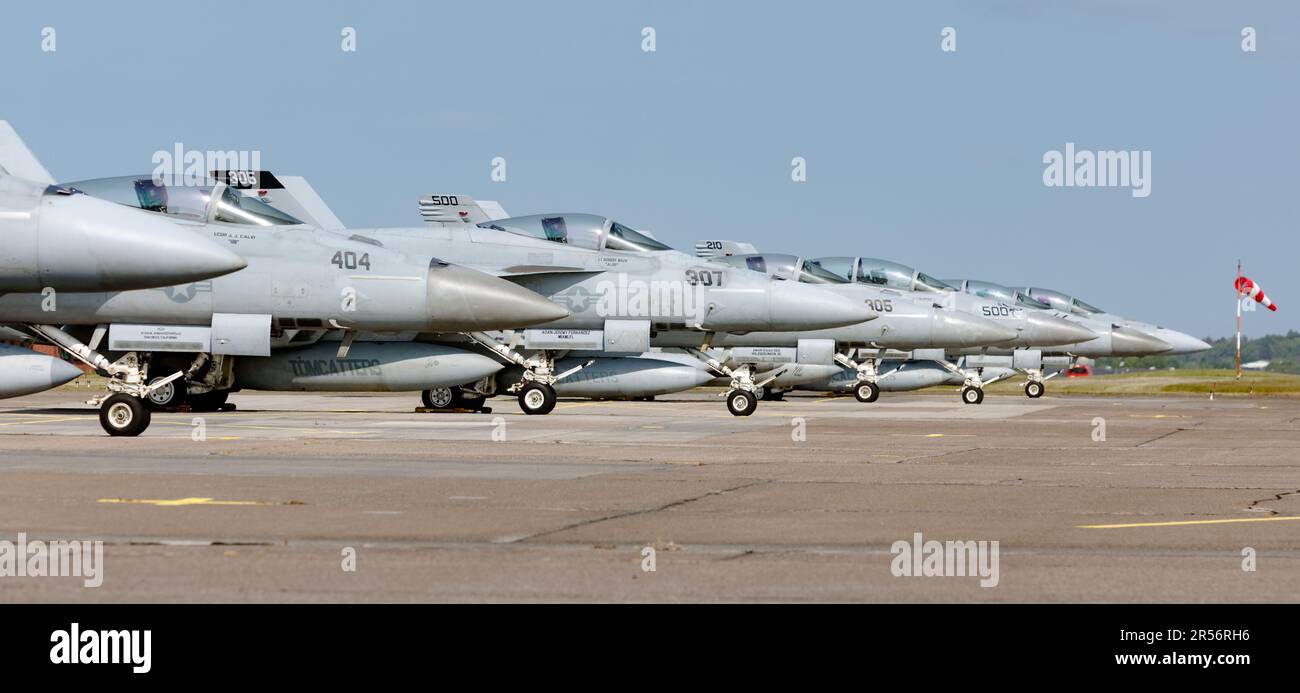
[3,1,1296,338]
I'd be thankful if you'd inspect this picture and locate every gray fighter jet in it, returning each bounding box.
[688,248,1097,403]
[801,279,1204,404]
[333,195,879,416]
[0,128,569,435]
[0,122,251,403]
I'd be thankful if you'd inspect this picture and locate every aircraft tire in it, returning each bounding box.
[726,390,758,417]
[1025,381,1044,398]
[100,394,151,436]
[422,387,458,409]
[961,386,984,405]
[853,381,881,403]
[518,382,557,415]
[145,376,187,410]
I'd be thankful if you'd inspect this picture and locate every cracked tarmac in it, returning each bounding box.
[0,389,1296,602]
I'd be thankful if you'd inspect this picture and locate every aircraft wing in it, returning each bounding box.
[0,121,55,184]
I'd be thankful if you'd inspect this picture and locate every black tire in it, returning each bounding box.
[518,382,557,415]
[726,389,758,417]
[961,386,985,405]
[188,389,229,412]
[1025,381,1045,399]
[853,381,881,403]
[99,394,151,436]
[144,376,187,410]
[422,387,458,409]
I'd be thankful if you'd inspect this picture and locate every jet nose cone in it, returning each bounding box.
[937,311,1019,347]
[426,262,569,330]
[1155,329,1212,355]
[1025,312,1099,346]
[768,283,878,330]
[40,193,248,291]
[1110,326,1173,355]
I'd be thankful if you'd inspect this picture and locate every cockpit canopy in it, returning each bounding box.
[63,175,303,226]
[716,254,850,285]
[806,257,956,293]
[1028,287,1105,316]
[963,280,1052,310]
[475,213,672,253]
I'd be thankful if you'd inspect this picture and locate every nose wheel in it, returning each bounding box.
[1024,381,1045,398]
[518,382,557,415]
[961,386,985,405]
[99,394,151,436]
[726,389,758,416]
[854,381,881,403]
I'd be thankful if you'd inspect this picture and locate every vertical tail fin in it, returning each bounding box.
[418,194,510,226]
[694,239,758,259]
[0,121,55,184]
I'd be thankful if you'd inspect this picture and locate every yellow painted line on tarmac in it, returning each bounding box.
[1078,516,1300,529]
[98,497,293,507]
[0,416,89,426]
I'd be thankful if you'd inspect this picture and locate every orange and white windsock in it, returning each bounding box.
[1236,276,1277,311]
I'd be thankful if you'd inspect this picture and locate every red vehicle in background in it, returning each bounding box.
[1066,363,1093,378]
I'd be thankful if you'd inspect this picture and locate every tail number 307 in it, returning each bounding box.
[685,269,724,286]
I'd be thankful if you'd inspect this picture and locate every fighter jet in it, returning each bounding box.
[0,122,251,404]
[327,195,880,416]
[680,248,1091,404]
[1016,286,1211,356]
[925,279,1207,401]
[0,127,569,435]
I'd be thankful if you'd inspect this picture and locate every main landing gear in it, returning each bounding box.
[26,323,181,436]
[1020,367,1061,399]
[461,332,591,416]
[682,334,787,417]
[834,351,885,405]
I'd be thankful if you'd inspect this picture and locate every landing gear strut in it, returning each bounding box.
[463,332,589,416]
[834,351,882,405]
[26,324,181,436]
[1019,366,1061,399]
[682,334,786,417]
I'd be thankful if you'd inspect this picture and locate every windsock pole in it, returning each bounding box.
[1236,260,1242,381]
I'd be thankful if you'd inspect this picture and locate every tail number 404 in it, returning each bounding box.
[331,251,371,271]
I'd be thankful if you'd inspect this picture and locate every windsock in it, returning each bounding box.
[1235,276,1277,311]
